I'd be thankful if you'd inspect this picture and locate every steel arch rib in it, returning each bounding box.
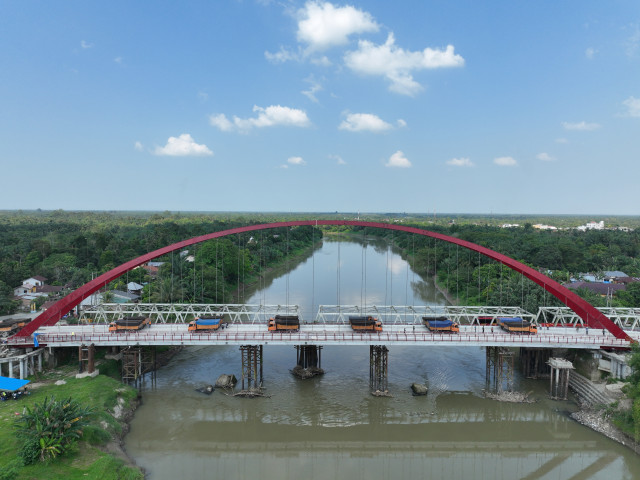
[14,220,632,342]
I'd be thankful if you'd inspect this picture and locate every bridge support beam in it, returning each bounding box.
[239,345,263,392]
[122,346,156,386]
[520,347,551,379]
[78,344,96,374]
[370,345,390,396]
[486,347,514,393]
[292,345,324,379]
[548,358,574,400]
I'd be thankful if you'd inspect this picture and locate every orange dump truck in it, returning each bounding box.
[349,316,382,332]
[422,316,460,333]
[0,317,30,333]
[188,316,223,332]
[268,315,300,332]
[108,316,150,333]
[498,317,537,334]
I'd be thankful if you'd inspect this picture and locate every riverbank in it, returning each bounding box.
[0,360,144,479]
[571,405,640,454]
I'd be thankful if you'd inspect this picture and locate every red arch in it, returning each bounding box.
[15,220,632,341]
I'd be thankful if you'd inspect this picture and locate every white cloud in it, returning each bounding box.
[585,47,597,59]
[134,141,144,152]
[625,24,640,58]
[494,156,517,167]
[344,33,464,96]
[537,152,555,161]
[154,134,213,157]
[562,121,601,131]
[209,113,234,132]
[265,46,301,63]
[287,156,306,165]
[386,150,411,168]
[339,113,393,132]
[396,119,407,128]
[329,154,346,165]
[296,1,379,51]
[80,40,93,49]
[446,157,474,167]
[622,96,640,117]
[210,105,311,132]
[302,77,323,103]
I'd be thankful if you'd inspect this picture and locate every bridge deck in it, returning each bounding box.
[9,324,635,349]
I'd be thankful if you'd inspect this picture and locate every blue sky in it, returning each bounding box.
[1,1,639,214]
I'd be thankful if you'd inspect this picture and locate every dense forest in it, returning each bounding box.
[0,211,322,315]
[1,211,640,315]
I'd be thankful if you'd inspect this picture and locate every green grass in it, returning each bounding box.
[0,374,142,480]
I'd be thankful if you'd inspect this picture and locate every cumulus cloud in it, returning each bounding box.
[494,156,517,166]
[622,96,640,117]
[287,156,306,165]
[562,121,601,131]
[386,150,411,168]
[80,40,93,49]
[296,1,379,51]
[344,33,464,96]
[209,105,311,132]
[446,157,473,167]
[134,141,144,152]
[154,134,213,157]
[537,152,555,161]
[339,113,393,132]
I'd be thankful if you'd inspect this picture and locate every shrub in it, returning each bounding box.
[14,395,94,464]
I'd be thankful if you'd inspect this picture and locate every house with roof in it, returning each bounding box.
[565,281,626,297]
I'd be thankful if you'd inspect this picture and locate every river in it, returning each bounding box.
[125,238,639,479]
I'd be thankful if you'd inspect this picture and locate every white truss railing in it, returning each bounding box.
[535,307,640,330]
[315,305,535,325]
[80,303,301,325]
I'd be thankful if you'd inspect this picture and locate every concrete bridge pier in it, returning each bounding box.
[370,345,389,396]
[239,345,263,392]
[486,346,514,393]
[548,358,574,400]
[520,347,551,379]
[78,344,96,375]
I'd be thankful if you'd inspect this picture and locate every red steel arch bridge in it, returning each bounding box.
[5,220,636,359]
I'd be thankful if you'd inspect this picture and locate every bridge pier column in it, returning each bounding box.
[292,345,324,379]
[486,346,514,393]
[239,345,263,393]
[520,348,551,379]
[548,358,574,400]
[121,346,156,386]
[370,345,390,396]
[19,359,25,379]
[9,360,14,378]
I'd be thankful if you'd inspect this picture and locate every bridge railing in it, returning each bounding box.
[7,331,632,348]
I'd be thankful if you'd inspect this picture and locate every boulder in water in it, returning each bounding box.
[195,384,214,395]
[411,383,428,396]
[215,374,237,389]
